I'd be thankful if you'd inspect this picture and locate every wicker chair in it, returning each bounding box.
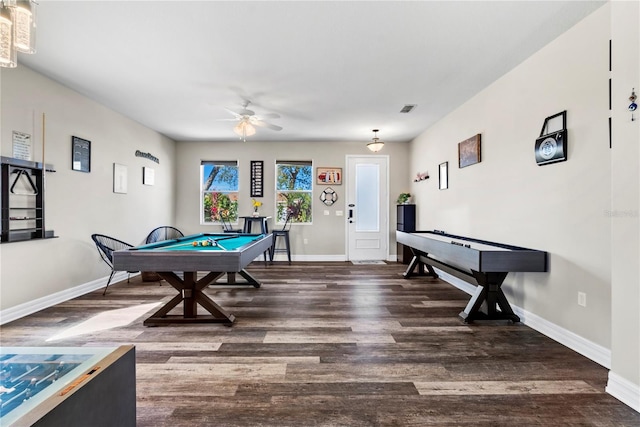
[144,226,184,244]
[91,234,136,295]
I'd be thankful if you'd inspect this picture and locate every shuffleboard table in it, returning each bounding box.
[396,230,547,323]
[113,233,273,326]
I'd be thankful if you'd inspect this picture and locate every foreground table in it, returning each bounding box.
[396,230,547,323]
[113,233,273,326]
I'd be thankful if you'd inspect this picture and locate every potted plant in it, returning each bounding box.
[396,192,412,205]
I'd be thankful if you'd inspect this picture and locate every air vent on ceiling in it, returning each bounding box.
[400,104,416,113]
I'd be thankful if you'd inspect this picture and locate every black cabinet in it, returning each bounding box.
[1,156,56,243]
[397,204,416,232]
[396,204,415,263]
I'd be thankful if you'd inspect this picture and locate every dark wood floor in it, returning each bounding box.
[2,262,639,426]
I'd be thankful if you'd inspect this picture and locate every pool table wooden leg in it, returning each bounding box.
[143,271,236,326]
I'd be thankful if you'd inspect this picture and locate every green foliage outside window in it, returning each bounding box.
[203,192,238,222]
[276,162,312,223]
[201,161,239,223]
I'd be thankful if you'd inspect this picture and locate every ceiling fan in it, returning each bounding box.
[221,101,282,141]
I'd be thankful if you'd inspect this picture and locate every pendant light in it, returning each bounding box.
[367,129,385,152]
[0,3,16,68]
[11,0,36,54]
[0,0,37,69]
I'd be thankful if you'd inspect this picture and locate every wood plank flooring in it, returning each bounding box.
[1,262,639,426]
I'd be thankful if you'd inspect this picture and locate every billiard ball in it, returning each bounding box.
[192,241,198,247]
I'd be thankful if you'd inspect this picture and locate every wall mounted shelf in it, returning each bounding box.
[1,156,56,243]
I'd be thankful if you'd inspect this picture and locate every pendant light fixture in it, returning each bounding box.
[367,129,385,152]
[0,0,37,68]
[0,3,16,68]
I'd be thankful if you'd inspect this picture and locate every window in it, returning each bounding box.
[201,161,239,223]
[276,160,312,223]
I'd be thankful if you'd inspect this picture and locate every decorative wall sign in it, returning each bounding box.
[535,111,567,166]
[135,150,159,164]
[317,167,342,185]
[12,131,32,161]
[458,134,481,168]
[439,162,448,190]
[113,163,128,194]
[250,160,263,197]
[143,167,155,186]
[72,136,91,172]
[320,187,338,206]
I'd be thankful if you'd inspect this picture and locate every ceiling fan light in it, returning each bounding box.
[0,4,16,68]
[233,121,256,139]
[9,0,36,54]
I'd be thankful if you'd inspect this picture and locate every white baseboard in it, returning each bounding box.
[606,371,640,412]
[0,271,134,325]
[434,268,612,369]
[271,254,347,262]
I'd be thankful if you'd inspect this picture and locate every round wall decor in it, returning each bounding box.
[320,187,338,206]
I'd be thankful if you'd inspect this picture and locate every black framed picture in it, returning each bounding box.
[71,136,91,172]
[250,160,263,197]
[439,162,448,190]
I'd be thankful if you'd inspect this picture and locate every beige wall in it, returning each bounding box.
[174,140,411,259]
[0,66,177,311]
[409,5,611,347]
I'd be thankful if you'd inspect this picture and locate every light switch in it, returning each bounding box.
[324,210,330,215]
[336,210,343,216]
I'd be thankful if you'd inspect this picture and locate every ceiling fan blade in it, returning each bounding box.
[216,118,240,122]
[253,120,283,131]
[258,112,280,119]
[224,108,243,119]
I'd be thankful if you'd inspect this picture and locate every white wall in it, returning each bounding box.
[608,0,640,410]
[175,140,410,259]
[409,5,611,347]
[1,66,177,312]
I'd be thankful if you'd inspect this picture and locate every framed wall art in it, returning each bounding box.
[72,136,91,172]
[250,160,264,197]
[316,167,342,185]
[113,163,128,194]
[535,110,567,166]
[458,134,481,168]
[143,167,155,186]
[439,162,448,190]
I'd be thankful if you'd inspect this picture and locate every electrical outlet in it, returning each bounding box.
[324,210,330,216]
[578,292,586,307]
[303,238,308,245]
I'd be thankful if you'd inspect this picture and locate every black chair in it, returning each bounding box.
[220,213,242,233]
[91,234,136,295]
[145,226,184,244]
[270,213,292,265]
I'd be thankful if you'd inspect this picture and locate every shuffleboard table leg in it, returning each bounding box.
[403,256,419,278]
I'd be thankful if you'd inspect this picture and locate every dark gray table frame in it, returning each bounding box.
[113,233,273,326]
[396,230,547,323]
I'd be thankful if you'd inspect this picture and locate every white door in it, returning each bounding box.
[346,155,389,261]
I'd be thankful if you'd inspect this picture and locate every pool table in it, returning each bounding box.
[113,233,273,326]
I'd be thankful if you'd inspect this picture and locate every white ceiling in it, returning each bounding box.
[19,1,605,144]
